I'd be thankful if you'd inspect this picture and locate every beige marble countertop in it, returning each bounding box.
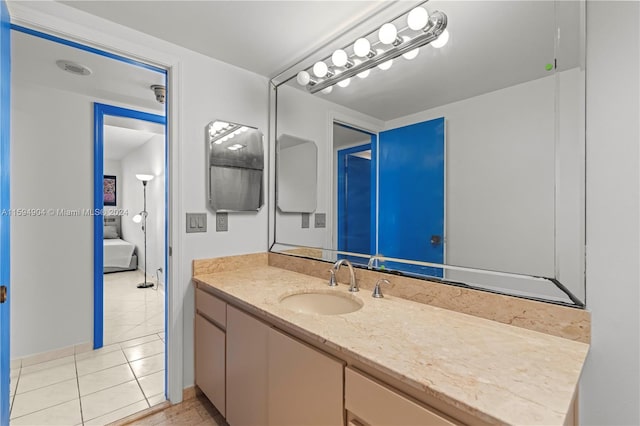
[194,265,589,425]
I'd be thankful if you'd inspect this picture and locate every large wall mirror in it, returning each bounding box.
[270,0,586,306]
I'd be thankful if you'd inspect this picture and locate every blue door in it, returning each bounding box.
[378,118,445,277]
[0,0,10,423]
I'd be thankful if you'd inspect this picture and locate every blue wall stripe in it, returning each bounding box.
[0,0,10,423]
[93,103,166,350]
[10,24,166,75]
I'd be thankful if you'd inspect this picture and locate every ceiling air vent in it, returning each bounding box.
[56,60,92,76]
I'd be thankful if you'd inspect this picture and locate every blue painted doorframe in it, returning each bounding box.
[93,104,166,350]
[0,0,9,423]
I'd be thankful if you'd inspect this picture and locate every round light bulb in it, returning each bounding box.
[337,78,351,88]
[296,71,310,86]
[331,49,348,67]
[378,23,398,45]
[376,49,393,70]
[407,6,429,31]
[354,38,371,58]
[213,121,224,131]
[321,86,333,94]
[313,61,329,78]
[431,29,449,49]
[402,36,419,60]
[133,214,142,224]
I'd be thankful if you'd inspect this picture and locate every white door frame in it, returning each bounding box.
[8,1,185,403]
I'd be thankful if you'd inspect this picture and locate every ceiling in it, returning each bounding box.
[12,30,166,113]
[104,116,165,161]
[12,30,166,161]
[58,0,390,78]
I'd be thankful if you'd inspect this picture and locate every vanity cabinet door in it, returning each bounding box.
[226,305,269,426]
[194,314,226,416]
[267,328,345,426]
[345,367,458,426]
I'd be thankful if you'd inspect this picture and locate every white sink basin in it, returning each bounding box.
[279,290,363,315]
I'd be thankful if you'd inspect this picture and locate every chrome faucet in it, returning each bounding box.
[332,259,358,292]
[372,278,390,298]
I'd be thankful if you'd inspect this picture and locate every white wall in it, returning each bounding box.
[10,83,96,357]
[580,1,640,424]
[121,135,165,285]
[104,159,122,209]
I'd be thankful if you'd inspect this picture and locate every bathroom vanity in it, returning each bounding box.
[192,254,589,426]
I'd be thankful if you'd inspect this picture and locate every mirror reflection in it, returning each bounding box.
[206,120,264,212]
[277,134,318,213]
[272,0,585,305]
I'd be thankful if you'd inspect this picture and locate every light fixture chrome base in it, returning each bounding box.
[137,282,154,289]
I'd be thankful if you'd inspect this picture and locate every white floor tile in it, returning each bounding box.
[17,362,77,394]
[10,398,82,426]
[10,378,78,419]
[130,353,164,378]
[147,392,166,407]
[78,363,135,396]
[122,340,164,362]
[80,380,146,421]
[10,374,18,396]
[75,344,122,361]
[76,350,127,377]
[119,334,160,349]
[137,370,164,399]
[83,400,149,426]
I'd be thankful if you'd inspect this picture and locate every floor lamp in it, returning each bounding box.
[133,174,154,289]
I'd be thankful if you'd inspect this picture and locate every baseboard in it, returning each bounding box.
[13,341,92,368]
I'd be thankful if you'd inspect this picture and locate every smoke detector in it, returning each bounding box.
[150,84,166,104]
[56,60,92,76]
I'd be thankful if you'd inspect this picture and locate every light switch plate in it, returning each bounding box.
[301,213,310,229]
[186,213,207,233]
[216,212,228,232]
[314,213,326,228]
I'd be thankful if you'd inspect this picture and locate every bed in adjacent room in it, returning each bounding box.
[104,215,138,273]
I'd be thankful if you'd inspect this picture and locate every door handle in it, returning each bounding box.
[430,235,442,246]
[0,285,6,303]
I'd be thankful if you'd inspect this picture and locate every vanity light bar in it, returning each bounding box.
[302,10,448,94]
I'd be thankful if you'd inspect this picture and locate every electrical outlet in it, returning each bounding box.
[314,213,326,228]
[301,213,310,229]
[216,212,228,232]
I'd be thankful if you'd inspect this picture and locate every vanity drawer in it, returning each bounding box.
[196,287,226,328]
[345,367,458,426]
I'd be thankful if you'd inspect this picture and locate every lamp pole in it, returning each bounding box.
[137,177,154,289]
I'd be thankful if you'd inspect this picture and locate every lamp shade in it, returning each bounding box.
[135,174,154,182]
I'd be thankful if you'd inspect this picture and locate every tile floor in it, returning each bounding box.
[10,271,166,425]
[104,271,165,345]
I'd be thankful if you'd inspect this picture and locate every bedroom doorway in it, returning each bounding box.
[95,103,167,404]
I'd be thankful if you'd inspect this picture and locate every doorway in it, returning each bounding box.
[8,27,170,424]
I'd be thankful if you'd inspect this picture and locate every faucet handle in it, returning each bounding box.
[372,279,391,298]
[328,269,338,287]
